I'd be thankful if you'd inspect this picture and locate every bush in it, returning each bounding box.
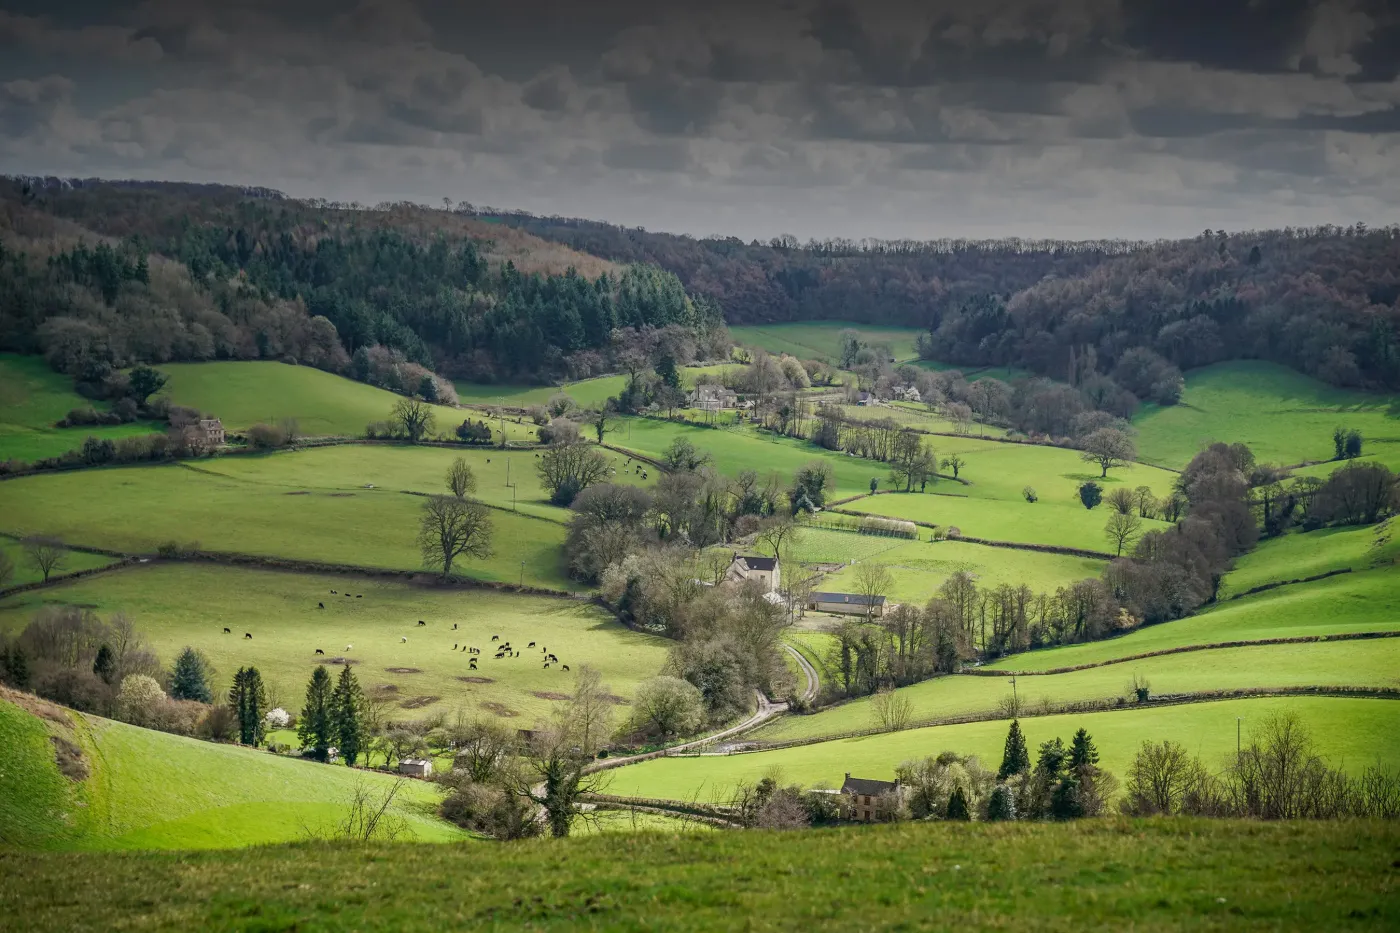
[247,423,289,449]
[117,674,168,728]
[199,704,239,742]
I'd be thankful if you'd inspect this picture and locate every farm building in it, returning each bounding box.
[199,418,225,446]
[691,384,738,411]
[841,773,901,822]
[399,758,433,778]
[809,592,887,617]
[726,554,781,593]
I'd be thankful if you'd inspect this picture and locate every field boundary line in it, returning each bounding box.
[824,505,1117,559]
[1221,567,1353,600]
[713,687,1400,756]
[974,629,1400,676]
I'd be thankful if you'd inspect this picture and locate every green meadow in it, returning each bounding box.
[1132,360,1400,469]
[0,460,572,589]
[754,638,1400,742]
[0,354,160,463]
[1217,520,1398,598]
[729,322,925,363]
[607,697,1399,802]
[0,696,460,851]
[0,537,116,589]
[996,567,1400,672]
[453,363,740,409]
[0,563,671,722]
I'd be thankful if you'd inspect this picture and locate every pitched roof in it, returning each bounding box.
[735,555,778,571]
[842,774,899,796]
[811,592,886,606]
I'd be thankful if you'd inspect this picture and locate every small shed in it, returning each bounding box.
[399,757,433,778]
[809,592,887,618]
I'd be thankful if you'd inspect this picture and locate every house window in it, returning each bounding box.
[863,795,870,805]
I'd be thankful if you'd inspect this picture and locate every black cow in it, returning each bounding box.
[244,633,253,639]
[561,665,570,671]
[315,649,324,655]
[528,641,536,648]
[417,620,426,627]
[452,623,458,630]
[318,602,324,609]
[356,595,362,598]
[491,635,499,641]
[331,590,337,594]
[223,627,231,634]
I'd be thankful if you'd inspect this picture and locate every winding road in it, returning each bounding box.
[784,643,820,704]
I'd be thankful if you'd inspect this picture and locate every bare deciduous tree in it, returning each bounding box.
[417,495,493,578]
[854,562,894,622]
[22,536,67,583]
[871,687,914,732]
[1080,428,1136,478]
[1105,511,1144,556]
[446,457,477,498]
[536,439,611,506]
[391,397,435,442]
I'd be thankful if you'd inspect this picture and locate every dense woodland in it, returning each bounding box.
[0,179,721,390]
[486,210,1400,391]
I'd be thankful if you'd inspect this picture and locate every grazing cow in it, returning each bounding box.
[356,595,362,598]
[417,620,426,627]
[453,623,458,631]
[331,590,337,594]
[543,662,550,669]
[562,665,570,671]
[346,645,353,651]
[401,636,408,643]
[491,635,499,641]
[486,459,490,463]
[223,627,231,634]
[453,643,458,650]
[514,651,520,658]
[528,641,536,648]
[244,633,253,639]
[315,649,325,655]
[318,602,324,609]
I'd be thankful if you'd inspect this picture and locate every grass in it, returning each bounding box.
[1218,520,1399,598]
[0,457,575,589]
[607,697,1400,802]
[997,566,1400,672]
[0,697,81,848]
[811,537,1104,604]
[0,694,461,851]
[158,361,474,439]
[0,563,671,723]
[729,322,926,364]
[1132,360,1400,469]
[5,820,1397,932]
[0,537,116,589]
[754,638,1400,742]
[0,354,159,463]
[453,364,741,409]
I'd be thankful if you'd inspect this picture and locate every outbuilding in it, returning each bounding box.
[808,592,887,618]
[399,757,433,778]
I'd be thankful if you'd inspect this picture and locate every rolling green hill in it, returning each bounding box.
[0,354,160,463]
[729,322,925,363]
[0,563,670,723]
[1217,520,1398,598]
[1133,361,1400,469]
[0,692,461,851]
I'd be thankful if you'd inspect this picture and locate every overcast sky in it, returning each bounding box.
[1,0,1397,240]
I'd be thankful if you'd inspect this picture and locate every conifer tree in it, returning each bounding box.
[331,663,366,767]
[92,644,116,685]
[170,646,212,702]
[1069,728,1100,769]
[998,719,1031,780]
[946,786,971,821]
[987,784,1016,822]
[229,667,269,746]
[298,665,335,761]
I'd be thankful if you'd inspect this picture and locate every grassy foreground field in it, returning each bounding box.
[754,638,1400,742]
[0,563,670,722]
[0,694,460,851]
[1132,361,1400,469]
[0,354,159,463]
[608,697,1399,802]
[4,819,1393,932]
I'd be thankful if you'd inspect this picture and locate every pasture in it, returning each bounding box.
[1218,520,1398,598]
[0,694,461,850]
[754,638,1400,742]
[606,696,1399,802]
[453,363,741,410]
[1132,360,1400,469]
[729,322,925,364]
[996,567,1400,672]
[0,460,573,589]
[0,354,159,463]
[0,537,116,589]
[0,563,671,723]
[809,537,1104,604]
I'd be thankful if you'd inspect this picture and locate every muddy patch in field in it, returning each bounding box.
[600,694,631,706]
[480,701,519,718]
[400,695,441,710]
[50,736,89,781]
[325,656,357,665]
[328,492,355,498]
[372,683,399,694]
[384,667,422,674]
[531,691,571,702]
[456,676,494,684]
[284,490,310,496]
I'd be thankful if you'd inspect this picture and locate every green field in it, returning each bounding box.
[6,819,1396,932]
[0,537,116,589]
[755,638,1400,742]
[0,695,460,851]
[0,563,670,722]
[454,364,741,409]
[996,567,1400,672]
[729,322,926,364]
[1133,361,1400,469]
[0,354,160,463]
[812,537,1104,604]
[608,697,1399,802]
[1218,520,1398,598]
[0,459,573,589]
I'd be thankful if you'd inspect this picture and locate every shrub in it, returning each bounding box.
[265,707,292,729]
[117,674,167,728]
[986,784,1016,821]
[199,704,239,742]
[1078,481,1103,509]
[247,423,289,449]
[1022,486,1038,503]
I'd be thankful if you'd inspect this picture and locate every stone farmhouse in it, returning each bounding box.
[841,773,901,821]
[690,384,738,411]
[199,418,226,446]
[725,554,780,594]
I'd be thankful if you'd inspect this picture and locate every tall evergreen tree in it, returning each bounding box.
[946,786,971,821]
[1069,728,1100,769]
[1035,737,1069,778]
[229,667,269,746]
[998,719,1031,780]
[298,665,335,761]
[170,647,212,702]
[92,644,116,685]
[331,663,366,767]
[986,784,1016,822]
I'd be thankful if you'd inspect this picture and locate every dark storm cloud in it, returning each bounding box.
[0,0,1397,239]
